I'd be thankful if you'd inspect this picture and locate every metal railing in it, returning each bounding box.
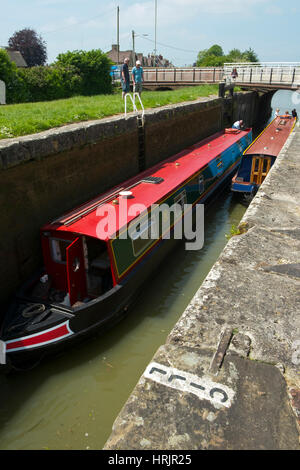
[224,62,300,87]
[133,67,224,84]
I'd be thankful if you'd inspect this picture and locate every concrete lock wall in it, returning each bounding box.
[0,91,269,308]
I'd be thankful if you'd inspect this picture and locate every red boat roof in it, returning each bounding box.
[244,115,295,158]
[42,129,251,241]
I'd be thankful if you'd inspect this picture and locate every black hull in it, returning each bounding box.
[2,235,180,373]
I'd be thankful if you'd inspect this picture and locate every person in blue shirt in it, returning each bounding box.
[232,120,243,130]
[131,60,144,96]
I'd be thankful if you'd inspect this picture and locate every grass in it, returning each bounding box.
[225,221,249,240]
[0,85,219,139]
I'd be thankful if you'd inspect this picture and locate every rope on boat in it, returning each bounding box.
[22,303,46,318]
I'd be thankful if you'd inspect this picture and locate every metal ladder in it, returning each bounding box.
[137,113,145,171]
[124,93,146,171]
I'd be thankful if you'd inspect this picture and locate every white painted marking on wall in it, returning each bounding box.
[144,361,235,408]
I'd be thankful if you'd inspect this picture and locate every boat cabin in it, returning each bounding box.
[40,231,114,307]
[231,114,296,194]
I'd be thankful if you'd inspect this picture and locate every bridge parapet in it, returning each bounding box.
[224,62,300,89]
[141,67,224,85]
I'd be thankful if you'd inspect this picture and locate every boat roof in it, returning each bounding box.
[42,129,250,241]
[244,115,295,158]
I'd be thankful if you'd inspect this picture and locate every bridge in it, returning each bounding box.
[138,67,223,89]
[223,63,300,92]
[129,63,300,93]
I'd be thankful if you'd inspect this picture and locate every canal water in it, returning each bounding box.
[0,90,295,450]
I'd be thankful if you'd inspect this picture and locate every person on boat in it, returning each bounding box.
[292,109,298,120]
[232,120,244,130]
[121,57,130,99]
[275,108,280,118]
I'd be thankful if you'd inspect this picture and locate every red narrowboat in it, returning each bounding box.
[0,127,252,372]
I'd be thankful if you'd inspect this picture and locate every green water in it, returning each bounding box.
[0,188,247,450]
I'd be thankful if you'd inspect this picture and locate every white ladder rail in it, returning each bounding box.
[124,93,138,118]
[133,92,145,120]
[124,93,145,120]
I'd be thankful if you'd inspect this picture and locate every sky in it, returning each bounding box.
[1,0,300,66]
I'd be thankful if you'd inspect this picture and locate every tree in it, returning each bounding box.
[8,28,47,67]
[196,44,224,66]
[206,44,224,57]
[199,55,227,67]
[54,49,112,95]
[196,49,208,65]
[243,48,259,63]
[0,49,17,83]
[0,49,29,103]
[227,48,244,62]
[196,44,259,66]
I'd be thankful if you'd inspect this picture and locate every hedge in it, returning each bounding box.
[0,48,113,104]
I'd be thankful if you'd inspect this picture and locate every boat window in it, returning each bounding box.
[262,158,269,173]
[131,218,156,257]
[174,190,187,209]
[238,142,244,154]
[198,175,205,194]
[254,158,260,172]
[50,238,71,264]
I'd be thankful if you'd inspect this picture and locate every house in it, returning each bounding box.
[4,48,27,67]
[145,53,172,67]
[106,45,172,68]
[106,44,142,67]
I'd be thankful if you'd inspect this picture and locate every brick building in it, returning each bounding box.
[106,44,172,67]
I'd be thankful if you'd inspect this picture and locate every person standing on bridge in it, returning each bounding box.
[275,108,280,118]
[231,68,238,82]
[121,57,130,99]
[132,60,144,97]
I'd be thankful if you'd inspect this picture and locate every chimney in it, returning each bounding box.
[112,44,119,52]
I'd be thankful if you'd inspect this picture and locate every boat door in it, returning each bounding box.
[250,156,272,185]
[66,237,87,306]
